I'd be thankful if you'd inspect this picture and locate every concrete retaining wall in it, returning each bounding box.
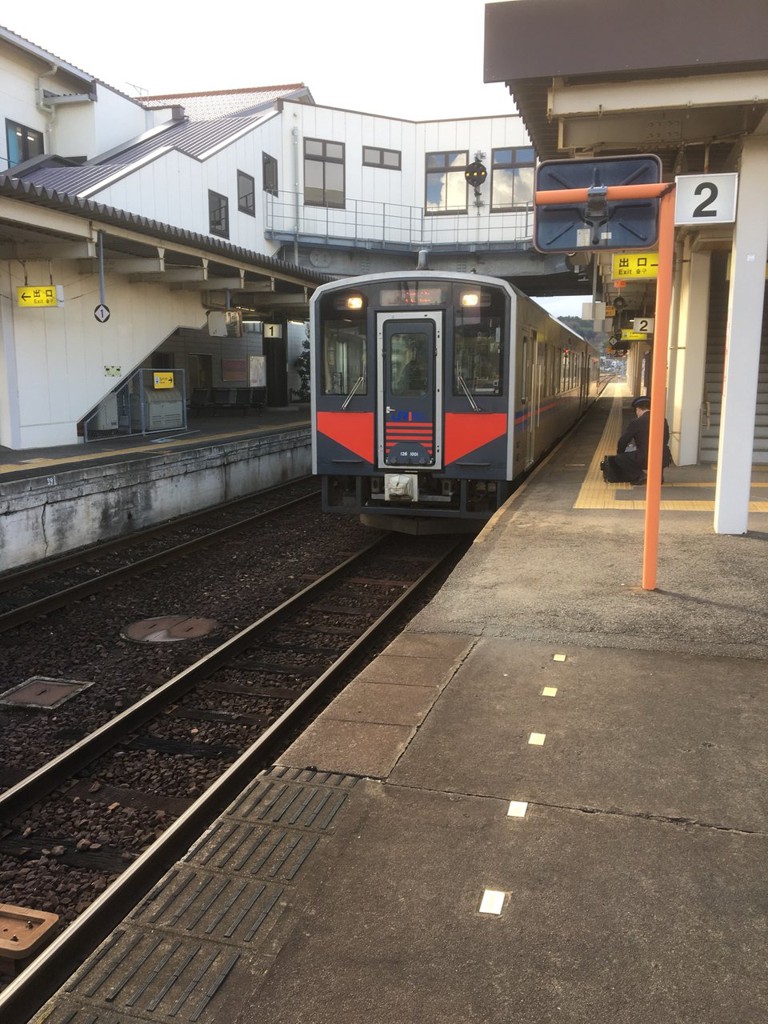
[0,429,312,571]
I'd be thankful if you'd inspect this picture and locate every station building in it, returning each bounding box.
[0,23,562,453]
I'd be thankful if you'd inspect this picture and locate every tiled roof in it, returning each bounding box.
[7,84,315,196]
[0,175,333,285]
[7,111,276,197]
[138,84,313,120]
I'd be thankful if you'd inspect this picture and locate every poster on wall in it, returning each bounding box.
[222,358,246,382]
[249,355,267,387]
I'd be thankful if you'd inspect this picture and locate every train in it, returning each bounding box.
[310,270,600,532]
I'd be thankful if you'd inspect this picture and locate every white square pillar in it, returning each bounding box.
[714,135,768,534]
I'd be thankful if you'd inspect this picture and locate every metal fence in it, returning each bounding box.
[83,368,187,443]
[264,191,534,249]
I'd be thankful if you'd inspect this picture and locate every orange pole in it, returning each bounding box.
[535,183,669,205]
[641,186,676,590]
[534,177,677,589]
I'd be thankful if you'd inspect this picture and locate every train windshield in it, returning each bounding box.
[453,317,503,396]
[321,320,368,396]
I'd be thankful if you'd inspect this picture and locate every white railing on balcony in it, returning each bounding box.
[264,191,534,249]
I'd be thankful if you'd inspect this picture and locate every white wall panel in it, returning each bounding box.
[0,44,145,167]
[3,259,206,448]
[56,84,146,159]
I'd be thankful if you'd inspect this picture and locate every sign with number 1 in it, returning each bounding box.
[674,173,738,226]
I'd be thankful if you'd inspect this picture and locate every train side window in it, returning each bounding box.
[453,319,503,395]
[321,321,367,396]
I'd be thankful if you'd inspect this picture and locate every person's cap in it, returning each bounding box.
[632,396,650,409]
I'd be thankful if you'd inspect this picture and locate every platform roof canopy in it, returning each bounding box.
[483,0,768,308]
[0,177,329,320]
[484,0,768,174]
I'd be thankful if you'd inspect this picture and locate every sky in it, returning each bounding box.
[3,0,584,317]
[5,0,514,119]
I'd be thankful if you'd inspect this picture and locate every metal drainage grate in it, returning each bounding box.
[0,677,94,710]
[121,615,220,643]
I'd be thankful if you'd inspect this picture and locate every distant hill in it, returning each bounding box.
[559,315,601,344]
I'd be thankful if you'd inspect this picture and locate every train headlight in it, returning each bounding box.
[461,291,480,308]
[345,295,364,310]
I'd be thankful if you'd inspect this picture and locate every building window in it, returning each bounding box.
[5,119,44,169]
[304,138,345,208]
[237,171,255,215]
[425,151,468,215]
[491,146,535,211]
[208,190,229,238]
[262,153,278,197]
[363,146,401,170]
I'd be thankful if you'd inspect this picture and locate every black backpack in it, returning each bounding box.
[600,455,628,482]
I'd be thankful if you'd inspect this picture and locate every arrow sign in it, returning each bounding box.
[94,303,111,323]
[17,285,59,307]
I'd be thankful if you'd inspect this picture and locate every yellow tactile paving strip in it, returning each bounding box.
[575,393,768,512]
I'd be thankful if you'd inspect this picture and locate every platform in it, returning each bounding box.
[18,388,768,1024]
[0,407,312,572]
[0,406,310,482]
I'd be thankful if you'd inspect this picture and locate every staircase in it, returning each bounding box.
[699,255,768,464]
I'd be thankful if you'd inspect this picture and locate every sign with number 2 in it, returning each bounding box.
[674,173,738,226]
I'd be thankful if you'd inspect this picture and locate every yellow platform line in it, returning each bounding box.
[574,395,768,513]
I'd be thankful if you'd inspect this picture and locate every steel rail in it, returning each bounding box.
[0,533,385,818]
[0,534,463,1024]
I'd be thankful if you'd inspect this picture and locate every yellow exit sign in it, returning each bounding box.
[17,285,60,307]
[153,372,175,389]
[612,253,659,279]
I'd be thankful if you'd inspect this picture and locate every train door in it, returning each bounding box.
[377,312,442,469]
[521,326,539,467]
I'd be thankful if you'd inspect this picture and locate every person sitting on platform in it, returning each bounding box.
[614,395,671,485]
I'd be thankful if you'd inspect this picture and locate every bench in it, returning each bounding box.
[190,388,265,415]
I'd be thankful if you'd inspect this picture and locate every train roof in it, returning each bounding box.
[312,271,598,349]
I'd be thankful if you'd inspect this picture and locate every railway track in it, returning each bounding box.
[0,485,376,791]
[0,530,467,1024]
[0,479,319,632]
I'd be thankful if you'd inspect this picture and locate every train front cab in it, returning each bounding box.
[311,275,515,531]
